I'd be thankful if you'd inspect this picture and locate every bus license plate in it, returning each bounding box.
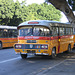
[27,50,35,53]
[27,50,35,55]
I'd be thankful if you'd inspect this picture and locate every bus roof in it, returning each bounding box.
[0,25,17,29]
[18,20,72,28]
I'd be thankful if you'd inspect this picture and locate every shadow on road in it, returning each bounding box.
[0,47,13,50]
[23,48,75,61]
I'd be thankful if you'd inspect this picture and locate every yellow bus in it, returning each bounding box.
[0,25,18,49]
[14,20,74,59]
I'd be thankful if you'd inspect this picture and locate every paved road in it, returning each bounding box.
[0,48,75,75]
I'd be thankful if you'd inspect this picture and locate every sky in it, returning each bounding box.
[60,12,68,23]
[26,0,45,5]
[60,11,75,23]
[14,0,75,23]
[14,0,45,4]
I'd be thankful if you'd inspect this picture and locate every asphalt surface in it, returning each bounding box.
[0,48,75,75]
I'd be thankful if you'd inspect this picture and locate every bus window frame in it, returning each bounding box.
[0,28,17,38]
[58,26,73,36]
[50,26,73,37]
[18,26,51,37]
[50,26,59,37]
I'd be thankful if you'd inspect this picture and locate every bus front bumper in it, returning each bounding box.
[15,52,49,55]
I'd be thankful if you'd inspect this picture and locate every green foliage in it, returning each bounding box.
[0,0,14,25]
[0,1,61,26]
[27,3,61,21]
[0,0,27,26]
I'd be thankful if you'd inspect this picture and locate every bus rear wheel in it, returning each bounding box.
[0,42,2,49]
[51,48,56,59]
[20,54,27,59]
[67,45,71,52]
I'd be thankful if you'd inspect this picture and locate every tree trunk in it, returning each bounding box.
[46,0,75,27]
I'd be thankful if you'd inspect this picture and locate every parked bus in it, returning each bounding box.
[14,20,74,59]
[0,25,18,49]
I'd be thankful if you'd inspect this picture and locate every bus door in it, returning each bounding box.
[51,27,59,53]
[58,27,67,52]
[52,27,64,53]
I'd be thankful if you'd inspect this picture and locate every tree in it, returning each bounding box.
[0,0,15,25]
[0,1,61,26]
[27,3,61,21]
[26,3,39,20]
[9,0,28,26]
[0,0,27,26]
[46,0,75,27]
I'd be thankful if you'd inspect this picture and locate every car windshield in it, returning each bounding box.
[19,26,50,36]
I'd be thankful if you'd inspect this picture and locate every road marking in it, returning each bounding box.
[0,57,21,64]
[36,60,66,75]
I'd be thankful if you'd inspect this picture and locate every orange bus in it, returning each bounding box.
[0,25,18,49]
[14,20,74,59]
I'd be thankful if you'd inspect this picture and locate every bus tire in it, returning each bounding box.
[51,48,56,59]
[20,54,27,59]
[67,45,71,52]
[0,42,2,49]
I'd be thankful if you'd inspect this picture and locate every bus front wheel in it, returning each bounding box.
[20,54,27,59]
[51,48,56,59]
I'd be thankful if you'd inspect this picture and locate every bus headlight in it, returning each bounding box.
[15,45,18,48]
[41,45,48,49]
[45,46,48,48]
[41,46,44,48]
[15,44,22,49]
[18,45,22,48]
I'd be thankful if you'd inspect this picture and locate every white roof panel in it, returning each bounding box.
[18,20,71,28]
[0,25,17,29]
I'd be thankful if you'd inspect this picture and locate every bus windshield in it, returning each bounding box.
[19,26,50,36]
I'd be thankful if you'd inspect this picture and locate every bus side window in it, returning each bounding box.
[50,31,53,36]
[60,27,65,36]
[66,28,71,35]
[11,30,17,37]
[73,28,75,35]
[8,30,12,37]
[71,28,73,35]
[3,29,8,38]
[52,27,58,36]
[0,29,3,38]
[43,28,50,36]
[46,29,50,36]
[8,29,17,38]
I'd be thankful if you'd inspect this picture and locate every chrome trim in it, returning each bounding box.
[36,53,49,55]
[17,52,49,55]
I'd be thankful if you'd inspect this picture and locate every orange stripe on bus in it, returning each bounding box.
[0,38,17,40]
[18,35,73,40]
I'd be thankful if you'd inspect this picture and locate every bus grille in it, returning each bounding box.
[15,44,48,49]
